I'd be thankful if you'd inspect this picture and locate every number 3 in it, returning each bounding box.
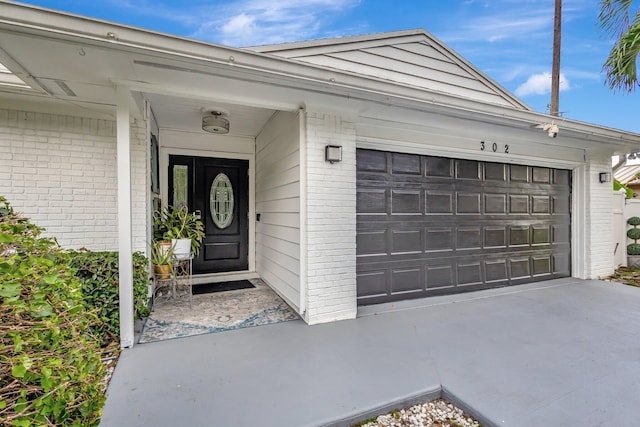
[480,141,485,151]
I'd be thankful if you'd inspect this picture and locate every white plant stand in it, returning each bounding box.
[152,253,193,308]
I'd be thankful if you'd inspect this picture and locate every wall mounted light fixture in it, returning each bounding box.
[325,145,342,163]
[324,145,342,163]
[599,172,612,183]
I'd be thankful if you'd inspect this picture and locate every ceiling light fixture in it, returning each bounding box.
[202,111,229,134]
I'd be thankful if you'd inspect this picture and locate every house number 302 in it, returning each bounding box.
[480,141,509,154]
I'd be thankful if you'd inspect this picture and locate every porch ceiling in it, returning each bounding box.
[144,93,276,137]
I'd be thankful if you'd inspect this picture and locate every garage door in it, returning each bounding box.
[356,149,571,305]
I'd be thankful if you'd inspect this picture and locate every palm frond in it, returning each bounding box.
[615,178,635,198]
[600,0,634,36]
[603,11,640,92]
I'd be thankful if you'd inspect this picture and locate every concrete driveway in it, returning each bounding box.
[100,278,640,426]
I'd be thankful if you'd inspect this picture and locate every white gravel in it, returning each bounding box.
[101,356,117,388]
[357,398,480,427]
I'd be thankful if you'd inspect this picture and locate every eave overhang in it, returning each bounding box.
[1,0,639,154]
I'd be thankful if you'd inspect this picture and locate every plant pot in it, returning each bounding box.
[157,241,173,257]
[628,255,640,268]
[172,238,191,259]
[154,264,172,280]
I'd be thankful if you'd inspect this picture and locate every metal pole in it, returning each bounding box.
[550,0,562,116]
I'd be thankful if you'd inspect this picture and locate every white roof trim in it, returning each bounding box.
[0,1,639,149]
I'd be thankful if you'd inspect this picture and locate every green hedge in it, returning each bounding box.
[0,197,106,426]
[69,251,151,344]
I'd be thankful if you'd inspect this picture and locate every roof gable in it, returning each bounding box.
[247,29,530,110]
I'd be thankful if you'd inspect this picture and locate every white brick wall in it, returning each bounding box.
[583,155,615,279]
[304,111,357,324]
[0,108,147,252]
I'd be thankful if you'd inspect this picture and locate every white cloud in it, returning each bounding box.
[515,72,571,97]
[104,0,360,47]
[472,14,552,43]
[440,5,555,44]
[500,64,528,82]
[190,0,361,46]
[219,13,259,44]
[222,13,257,34]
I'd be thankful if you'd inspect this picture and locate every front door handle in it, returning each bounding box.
[194,210,202,218]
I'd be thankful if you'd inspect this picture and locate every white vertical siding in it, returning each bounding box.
[613,192,626,267]
[255,111,301,311]
[303,111,357,324]
[0,108,147,251]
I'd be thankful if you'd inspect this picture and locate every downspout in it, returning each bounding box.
[298,107,307,319]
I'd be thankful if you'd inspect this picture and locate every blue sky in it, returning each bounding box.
[19,0,640,133]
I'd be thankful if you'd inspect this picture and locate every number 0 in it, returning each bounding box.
[492,142,497,152]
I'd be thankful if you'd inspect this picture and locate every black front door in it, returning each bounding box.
[169,155,249,274]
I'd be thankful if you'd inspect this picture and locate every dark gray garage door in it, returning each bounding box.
[356,149,571,305]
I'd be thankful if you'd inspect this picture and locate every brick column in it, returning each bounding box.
[303,111,358,324]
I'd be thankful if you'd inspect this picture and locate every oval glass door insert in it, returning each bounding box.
[210,173,234,229]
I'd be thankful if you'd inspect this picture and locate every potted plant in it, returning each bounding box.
[150,241,174,280]
[153,205,205,258]
[627,216,640,268]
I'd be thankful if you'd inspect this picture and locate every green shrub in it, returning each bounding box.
[628,216,640,226]
[628,228,640,241]
[0,196,106,426]
[69,251,151,344]
[628,244,640,256]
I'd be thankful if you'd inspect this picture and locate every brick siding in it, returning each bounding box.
[304,111,358,324]
[0,108,147,251]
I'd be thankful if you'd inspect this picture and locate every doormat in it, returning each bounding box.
[137,278,299,344]
[192,280,255,295]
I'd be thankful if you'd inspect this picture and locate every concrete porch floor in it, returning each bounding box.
[100,278,640,426]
